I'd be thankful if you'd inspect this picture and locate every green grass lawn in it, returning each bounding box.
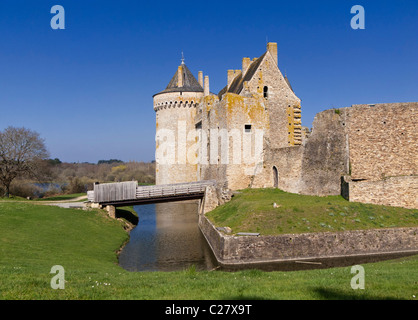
[34,193,87,201]
[0,195,29,201]
[206,188,418,235]
[0,200,417,300]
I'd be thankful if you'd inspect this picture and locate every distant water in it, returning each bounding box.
[118,201,218,272]
[32,183,65,197]
[33,182,62,191]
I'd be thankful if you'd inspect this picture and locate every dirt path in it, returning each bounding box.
[43,195,88,203]
[40,195,88,208]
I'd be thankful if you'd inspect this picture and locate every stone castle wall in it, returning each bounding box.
[154,91,203,184]
[197,95,228,188]
[349,176,418,209]
[154,44,417,210]
[244,51,301,148]
[224,94,269,190]
[197,93,269,190]
[271,102,417,209]
[265,146,303,193]
[198,45,303,191]
[346,103,417,181]
[299,108,349,196]
[345,102,418,209]
[264,108,349,196]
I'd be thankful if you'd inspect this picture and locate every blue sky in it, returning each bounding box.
[0,0,417,163]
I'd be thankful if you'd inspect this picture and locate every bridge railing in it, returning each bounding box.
[89,180,216,204]
[136,180,216,199]
[93,181,137,203]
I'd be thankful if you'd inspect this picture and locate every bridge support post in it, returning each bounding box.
[106,205,116,219]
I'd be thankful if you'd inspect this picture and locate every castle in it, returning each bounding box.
[153,42,417,209]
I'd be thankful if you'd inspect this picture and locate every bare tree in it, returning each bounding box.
[0,127,49,197]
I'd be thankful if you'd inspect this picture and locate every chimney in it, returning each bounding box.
[242,57,251,75]
[198,71,203,87]
[204,75,209,96]
[177,65,184,87]
[267,42,278,66]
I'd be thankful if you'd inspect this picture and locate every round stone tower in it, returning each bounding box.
[153,61,204,185]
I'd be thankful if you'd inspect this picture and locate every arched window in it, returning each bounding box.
[263,86,268,99]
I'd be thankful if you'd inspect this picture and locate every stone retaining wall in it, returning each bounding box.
[199,215,418,265]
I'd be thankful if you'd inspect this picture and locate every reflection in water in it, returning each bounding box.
[118,201,218,272]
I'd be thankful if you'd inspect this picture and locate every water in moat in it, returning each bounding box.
[118,201,218,272]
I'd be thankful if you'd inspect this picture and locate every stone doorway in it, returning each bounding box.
[273,166,278,188]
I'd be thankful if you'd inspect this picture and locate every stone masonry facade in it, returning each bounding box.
[153,43,418,209]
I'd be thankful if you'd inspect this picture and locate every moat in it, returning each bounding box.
[118,199,417,272]
[118,201,218,272]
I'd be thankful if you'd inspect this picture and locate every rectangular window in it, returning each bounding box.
[244,124,252,133]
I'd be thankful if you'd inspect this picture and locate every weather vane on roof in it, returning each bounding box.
[181,51,185,65]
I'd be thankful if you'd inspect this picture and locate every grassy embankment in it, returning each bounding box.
[206,188,418,235]
[0,190,417,300]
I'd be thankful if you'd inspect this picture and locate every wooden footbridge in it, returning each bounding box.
[87,180,216,207]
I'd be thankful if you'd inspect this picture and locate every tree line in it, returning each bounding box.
[0,126,155,198]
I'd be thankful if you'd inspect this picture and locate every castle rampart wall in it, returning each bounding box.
[346,102,417,181]
[265,146,303,193]
[269,102,417,209]
[349,176,418,209]
[299,108,349,196]
[345,102,417,209]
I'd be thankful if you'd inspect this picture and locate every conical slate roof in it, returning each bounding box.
[154,63,203,97]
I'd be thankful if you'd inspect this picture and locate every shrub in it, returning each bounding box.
[9,181,42,199]
[68,177,86,194]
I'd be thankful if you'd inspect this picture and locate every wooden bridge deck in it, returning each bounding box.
[87,180,216,207]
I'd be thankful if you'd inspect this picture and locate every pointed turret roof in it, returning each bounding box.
[153,63,203,97]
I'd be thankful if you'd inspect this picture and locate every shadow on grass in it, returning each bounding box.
[312,288,402,300]
[116,208,139,226]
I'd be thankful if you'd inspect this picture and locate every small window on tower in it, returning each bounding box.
[245,124,252,133]
[263,86,268,99]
